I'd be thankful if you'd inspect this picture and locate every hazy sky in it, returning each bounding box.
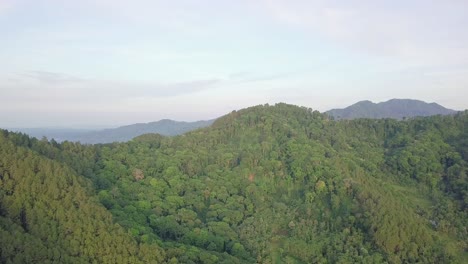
[1,0,467,128]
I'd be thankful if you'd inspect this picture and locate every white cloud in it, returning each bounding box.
[0,0,14,15]
[260,0,468,67]
[0,71,220,112]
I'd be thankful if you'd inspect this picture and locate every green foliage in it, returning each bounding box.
[1,104,467,263]
[0,131,164,263]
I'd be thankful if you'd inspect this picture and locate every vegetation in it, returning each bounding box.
[1,103,467,263]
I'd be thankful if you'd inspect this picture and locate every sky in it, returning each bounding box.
[1,0,467,128]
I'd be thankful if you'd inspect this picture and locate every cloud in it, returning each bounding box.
[0,1,14,15]
[71,0,223,35]
[260,0,468,67]
[0,71,221,112]
[2,68,294,114]
[19,71,87,85]
[228,71,297,84]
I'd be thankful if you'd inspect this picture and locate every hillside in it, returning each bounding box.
[326,99,457,120]
[1,103,467,263]
[11,119,215,144]
[0,131,165,263]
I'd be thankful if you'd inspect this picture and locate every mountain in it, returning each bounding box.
[10,119,215,144]
[1,103,467,263]
[7,127,94,142]
[326,99,457,120]
[71,119,215,144]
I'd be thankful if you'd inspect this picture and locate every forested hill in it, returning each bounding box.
[326,99,457,120]
[11,119,215,144]
[1,103,467,263]
[0,131,165,262]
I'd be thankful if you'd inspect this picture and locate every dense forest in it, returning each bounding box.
[1,103,467,263]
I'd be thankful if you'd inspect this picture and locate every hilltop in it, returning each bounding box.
[326,99,457,120]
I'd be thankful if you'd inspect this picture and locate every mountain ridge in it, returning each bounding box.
[5,99,461,144]
[9,119,216,144]
[326,98,457,120]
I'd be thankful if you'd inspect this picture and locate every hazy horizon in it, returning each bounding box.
[3,98,462,130]
[1,1,467,128]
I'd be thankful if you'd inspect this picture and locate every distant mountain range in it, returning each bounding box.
[7,99,459,144]
[326,99,457,120]
[10,119,215,144]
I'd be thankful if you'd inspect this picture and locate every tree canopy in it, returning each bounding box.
[1,103,467,263]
